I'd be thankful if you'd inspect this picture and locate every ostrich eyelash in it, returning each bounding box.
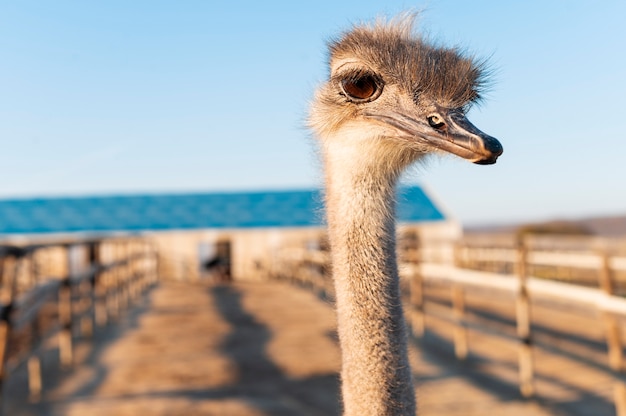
[332,69,382,87]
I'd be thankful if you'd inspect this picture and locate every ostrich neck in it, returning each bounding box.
[324,151,416,416]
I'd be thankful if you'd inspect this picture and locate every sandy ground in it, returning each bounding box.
[5,281,341,416]
[3,280,618,415]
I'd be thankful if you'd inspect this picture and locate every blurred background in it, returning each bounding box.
[2,0,625,227]
[1,1,626,416]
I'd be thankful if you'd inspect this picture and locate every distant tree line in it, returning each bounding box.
[516,221,594,237]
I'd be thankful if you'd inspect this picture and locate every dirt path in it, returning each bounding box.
[6,281,340,416]
[4,280,617,415]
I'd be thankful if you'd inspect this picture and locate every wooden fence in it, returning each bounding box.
[272,233,626,415]
[0,238,158,412]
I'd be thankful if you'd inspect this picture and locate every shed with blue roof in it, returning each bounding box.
[0,186,445,235]
[0,186,458,280]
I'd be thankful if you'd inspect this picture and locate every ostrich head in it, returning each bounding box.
[310,17,503,172]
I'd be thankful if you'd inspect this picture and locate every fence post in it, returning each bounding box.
[0,306,11,409]
[0,258,13,386]
[599,249,622,371]
[451,284,468,360]
[82,242,100,336]
[142,241,151,291]
[28,289,42,402]
[108,241,120,320]
[409,234,424,337]
[128,241,139,301]
[615,383,626,416]
[59,245,74,368]
[597,247,626,416]
[115,241,124,311]
[0,318,9,381]
[27,356,42,402]
[516,238,534,397]
[58,280,73,368]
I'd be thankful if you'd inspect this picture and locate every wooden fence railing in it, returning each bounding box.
[271,234,626,415]
[0,238,158,412]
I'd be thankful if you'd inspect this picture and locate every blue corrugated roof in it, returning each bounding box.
[0,186,445,235]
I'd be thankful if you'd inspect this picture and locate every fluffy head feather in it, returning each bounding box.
[328,15,489,109]
[309,14,501,168]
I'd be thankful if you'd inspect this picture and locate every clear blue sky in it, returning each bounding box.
[1,1,625,226]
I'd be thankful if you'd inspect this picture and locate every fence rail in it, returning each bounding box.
[272,233,626,415]
[0,238,158,412]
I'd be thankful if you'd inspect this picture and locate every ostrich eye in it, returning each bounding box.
[340,75,381,102]
[427,114,446,130]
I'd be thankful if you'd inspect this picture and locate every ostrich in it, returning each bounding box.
[309,16,502,416]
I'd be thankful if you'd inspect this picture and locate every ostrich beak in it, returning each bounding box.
[364,110,503,165]
[445,112,503,165]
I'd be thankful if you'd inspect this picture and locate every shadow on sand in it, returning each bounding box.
[206,284,340,416]
[7,279,610,416]
[3,283,341,416]
[413,330,615,416]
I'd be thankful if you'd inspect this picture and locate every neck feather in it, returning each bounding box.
[323,141,416,416]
